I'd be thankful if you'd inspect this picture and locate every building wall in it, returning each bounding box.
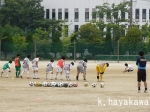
[41,0,150,34]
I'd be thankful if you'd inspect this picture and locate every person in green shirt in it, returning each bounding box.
[1,61,12,78]
[14,54,21,78]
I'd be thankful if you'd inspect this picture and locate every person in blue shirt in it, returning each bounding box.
[136,51,147,93]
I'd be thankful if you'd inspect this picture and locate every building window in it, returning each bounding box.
[85,8,89,22]
[65,8,68,22]
[121,11,125,20]
[142,9,146,22]
[52,9,56,20]
[92,8,96,20]
[74,25,79,32]
[58,8,62,20]
[46,9,50,19]
[135,9,139,22]
[74,8,79,22]
[107,12,111,22]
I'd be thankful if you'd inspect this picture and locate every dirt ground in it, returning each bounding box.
[0,60,150,112]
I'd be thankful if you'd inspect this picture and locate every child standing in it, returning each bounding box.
[14,54,21,78]
[32,55,40,79]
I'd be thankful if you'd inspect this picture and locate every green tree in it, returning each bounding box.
[32,27,52,58]
[0,26,6,60]
[1,24,24,59]
[78,23,103,58]
[0,0,44,30]
[94,1,129,54]
[12,34,28,54]
[78,23,102,42]
[125,27,144,54]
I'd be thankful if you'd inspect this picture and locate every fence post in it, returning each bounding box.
[117,40,119,63]
[0,40,1,60]
[34,41,37,57]
[74,40,76,62]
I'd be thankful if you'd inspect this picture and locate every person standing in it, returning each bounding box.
[136,51,148,93]
[32,55,40,79]
[14,54,21,78]
[20,54,31,79]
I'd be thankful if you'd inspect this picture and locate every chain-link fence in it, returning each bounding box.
[0,41,150,61]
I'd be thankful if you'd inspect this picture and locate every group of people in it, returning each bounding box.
[0,51,148,93]
[0,54,40,79]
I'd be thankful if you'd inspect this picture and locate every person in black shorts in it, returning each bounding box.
[136,51,148,93]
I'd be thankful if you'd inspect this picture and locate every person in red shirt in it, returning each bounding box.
[14,54,21,78]
[55,56,65,80]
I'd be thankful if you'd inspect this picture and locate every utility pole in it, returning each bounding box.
[130,0,132,27]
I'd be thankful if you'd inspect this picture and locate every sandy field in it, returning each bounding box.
[0,60,150,112]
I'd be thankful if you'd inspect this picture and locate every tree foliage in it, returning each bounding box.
[78,23,102,42]
[0,0,44,30]
[12,34,28,54]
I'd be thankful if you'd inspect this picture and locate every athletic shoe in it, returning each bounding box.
[138,90,140,93]
[144,90,148,93]
[76,76,78,81]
